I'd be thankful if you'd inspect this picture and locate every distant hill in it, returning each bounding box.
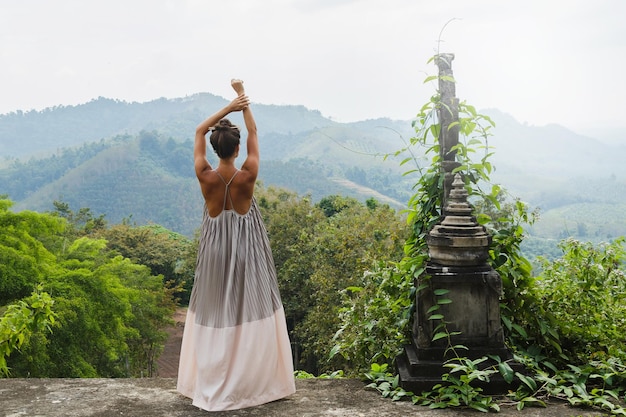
[0,95,413,236]
[0,94,342,159]
[1,95,625,245]
[485,109,626,184]
[2,131,405,237]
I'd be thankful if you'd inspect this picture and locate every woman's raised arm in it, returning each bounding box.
[231,79,259,178]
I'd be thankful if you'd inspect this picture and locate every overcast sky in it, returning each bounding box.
[1,0,624,134]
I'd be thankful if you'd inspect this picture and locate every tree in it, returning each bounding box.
[0,199,64,305]
[1,197,176,377]
[296,199,406,372]
[537,238,626,361]
[317,194,358,217]
[256,186,324,366]
[52,200,107,237]
[257,186,407,373]
[97,223,194,304]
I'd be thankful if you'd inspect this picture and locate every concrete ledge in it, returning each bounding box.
[0,378,608,416]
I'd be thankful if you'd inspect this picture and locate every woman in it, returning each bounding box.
[177,79,296,411]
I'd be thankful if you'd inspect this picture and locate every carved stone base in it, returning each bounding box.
[396,343,520,395]
[396,263,521,394]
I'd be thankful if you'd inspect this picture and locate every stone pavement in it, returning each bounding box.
[0,378,609,417]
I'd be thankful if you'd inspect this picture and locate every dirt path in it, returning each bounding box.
[156,307,187,378]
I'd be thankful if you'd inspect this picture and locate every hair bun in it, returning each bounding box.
[218,119,233,128]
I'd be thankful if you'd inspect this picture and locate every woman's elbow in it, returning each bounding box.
[195,126,207,136]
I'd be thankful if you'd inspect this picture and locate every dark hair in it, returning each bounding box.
[209,118,241,158]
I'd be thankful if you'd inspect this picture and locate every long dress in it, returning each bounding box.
[177,170,296,411]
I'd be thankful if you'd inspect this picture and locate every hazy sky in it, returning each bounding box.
[1,0,624,133]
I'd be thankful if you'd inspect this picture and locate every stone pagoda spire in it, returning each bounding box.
[427,173,491,266]
[396,54,517,394]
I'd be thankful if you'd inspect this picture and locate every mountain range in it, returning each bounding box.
[1,93,625,243]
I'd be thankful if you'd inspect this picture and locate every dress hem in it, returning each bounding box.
[177,385,296,411]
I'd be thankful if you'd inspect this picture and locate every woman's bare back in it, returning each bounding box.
[201,169,254,217]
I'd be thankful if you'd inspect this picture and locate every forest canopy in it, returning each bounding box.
[0,198,177,377]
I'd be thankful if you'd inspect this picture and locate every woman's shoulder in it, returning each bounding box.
[234,167,257,185]
[197,167,221,183]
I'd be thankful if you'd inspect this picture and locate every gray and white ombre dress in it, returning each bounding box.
[177,171,295,411]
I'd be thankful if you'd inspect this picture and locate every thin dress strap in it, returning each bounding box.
[214,170,240,211]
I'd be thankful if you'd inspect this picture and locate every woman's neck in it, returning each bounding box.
[217,158,237,170]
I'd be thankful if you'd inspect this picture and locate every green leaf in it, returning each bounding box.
[447,121,460,130]
[469,402,489,412]
[541,361,558,373]
[511,323,528,338]
[516,372,537,392]
[475,213,491,225]
[498,361,514,384]
[518,396,546,409]
[501,315,512,331]
[450,344,469,351]
[432,332,448,341]
[329,344,341,359]
[563,386,573,398]
[426,305,440,314]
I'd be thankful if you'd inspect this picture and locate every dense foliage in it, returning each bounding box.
[96,223,195,305]
[257,187,408,373]
[0,198,177,377]
[537,238,626,362]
